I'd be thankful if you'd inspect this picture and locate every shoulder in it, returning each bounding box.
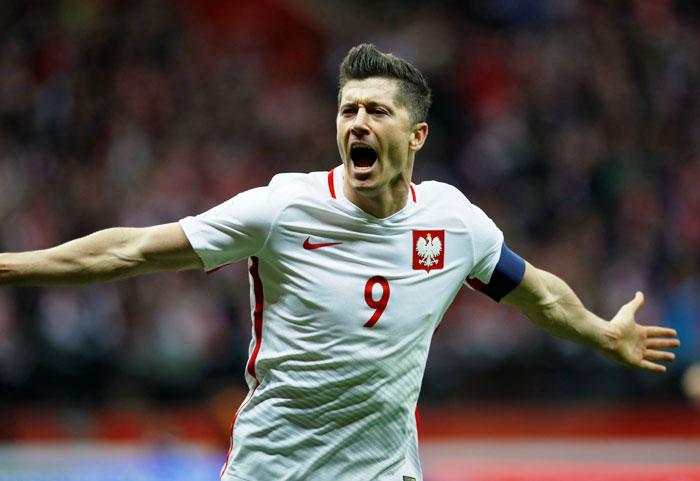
[238,172,328,211]
[414,180,498,228]
[202,170,330,220]
[413,180,473,210]
[244,169,337,223]
[268,170,329,195]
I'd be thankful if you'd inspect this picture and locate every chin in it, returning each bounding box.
[348,178,383,197]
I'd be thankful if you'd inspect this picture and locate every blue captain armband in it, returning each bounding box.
[466,243,526,302]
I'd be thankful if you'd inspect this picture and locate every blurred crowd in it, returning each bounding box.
[0,0,698,406]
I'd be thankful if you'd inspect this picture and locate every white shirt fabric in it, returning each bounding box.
[179,166,504,481]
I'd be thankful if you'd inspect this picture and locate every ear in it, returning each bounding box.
[409,122,429,152]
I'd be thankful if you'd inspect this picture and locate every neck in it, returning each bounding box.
[344,180,410,218]
[343,157,414,218]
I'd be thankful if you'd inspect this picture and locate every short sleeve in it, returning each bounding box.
[179,186,277,272]
[466,203,504,284]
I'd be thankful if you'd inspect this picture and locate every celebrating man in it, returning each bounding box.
[0,44,679,481]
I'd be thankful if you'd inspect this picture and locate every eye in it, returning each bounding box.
[341,107,356,116]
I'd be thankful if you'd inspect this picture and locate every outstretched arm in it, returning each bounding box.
[502,262,680,373]
[0,222,202,286]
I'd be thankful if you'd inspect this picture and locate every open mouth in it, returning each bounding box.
[350,144,378,169]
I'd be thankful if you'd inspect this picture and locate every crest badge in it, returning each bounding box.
[413,229,445,272]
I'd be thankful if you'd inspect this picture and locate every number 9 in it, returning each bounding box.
[364,276,390,328]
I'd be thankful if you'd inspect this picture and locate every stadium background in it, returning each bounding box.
[0,0,699,479]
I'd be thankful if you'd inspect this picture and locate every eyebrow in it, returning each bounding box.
[339,100,393,112]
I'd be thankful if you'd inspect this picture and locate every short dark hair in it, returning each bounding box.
[338,43,432,123]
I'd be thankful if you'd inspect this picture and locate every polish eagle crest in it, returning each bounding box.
[412,230,445,272]
[416,233,442,267]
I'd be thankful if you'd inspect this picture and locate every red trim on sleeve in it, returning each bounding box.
[246,256,264,382]
[410,184,417,203]
[327,169,337,199]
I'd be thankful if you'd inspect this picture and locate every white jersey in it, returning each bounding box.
[179,166,504,481]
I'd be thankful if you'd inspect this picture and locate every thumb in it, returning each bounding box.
[624,291,644,315]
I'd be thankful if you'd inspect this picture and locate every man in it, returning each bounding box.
[0,44,680,481]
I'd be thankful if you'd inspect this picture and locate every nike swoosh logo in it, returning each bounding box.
[303,237,343,250]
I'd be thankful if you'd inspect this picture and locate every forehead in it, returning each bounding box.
[339,77,401,106]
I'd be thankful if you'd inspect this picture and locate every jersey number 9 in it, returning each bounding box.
[363,276,390,328]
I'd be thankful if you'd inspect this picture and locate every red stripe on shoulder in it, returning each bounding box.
[327,169,337,199]
[410,184,417,203]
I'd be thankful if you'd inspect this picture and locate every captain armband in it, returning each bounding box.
[465,243,526,302]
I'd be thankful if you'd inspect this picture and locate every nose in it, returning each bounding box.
[351,107,370,137]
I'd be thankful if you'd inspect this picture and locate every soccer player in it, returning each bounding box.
[0,44,680,481]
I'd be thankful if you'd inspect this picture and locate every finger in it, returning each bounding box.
[645,326,678,338]
[646,338,681,349]
[622,291,645,315]
[639,359,667,373]
[644,350,676,362]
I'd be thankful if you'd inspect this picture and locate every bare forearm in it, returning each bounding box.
[505,265,613,352]
[0,224,199,286]
[0,228,145,285]
[503,262,679,372]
